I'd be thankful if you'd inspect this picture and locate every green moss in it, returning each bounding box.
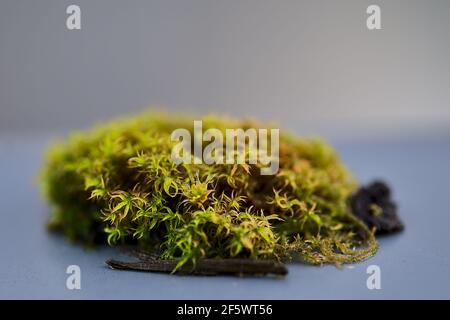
[40,110,377,271]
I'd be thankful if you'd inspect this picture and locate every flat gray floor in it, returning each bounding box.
[1,133,449,299]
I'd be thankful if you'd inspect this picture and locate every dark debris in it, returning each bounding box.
[350,181,404,234]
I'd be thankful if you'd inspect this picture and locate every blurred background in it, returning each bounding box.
[1,0,450,139]
[1,0,450,299]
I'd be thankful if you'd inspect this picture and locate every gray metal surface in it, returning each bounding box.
[1,133,449,299]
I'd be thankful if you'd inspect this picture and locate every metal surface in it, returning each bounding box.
[1,134,449,299]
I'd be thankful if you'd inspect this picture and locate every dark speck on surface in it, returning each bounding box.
[351,181,404,234]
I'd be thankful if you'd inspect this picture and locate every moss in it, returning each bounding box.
[40,110,378,271]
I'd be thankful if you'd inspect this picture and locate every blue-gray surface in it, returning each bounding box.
[1,133,449,299]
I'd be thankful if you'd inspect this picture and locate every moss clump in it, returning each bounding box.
[40,111,377,270]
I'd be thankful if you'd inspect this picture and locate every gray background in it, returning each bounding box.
[1,0,450,299]
[2,0,450,137]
